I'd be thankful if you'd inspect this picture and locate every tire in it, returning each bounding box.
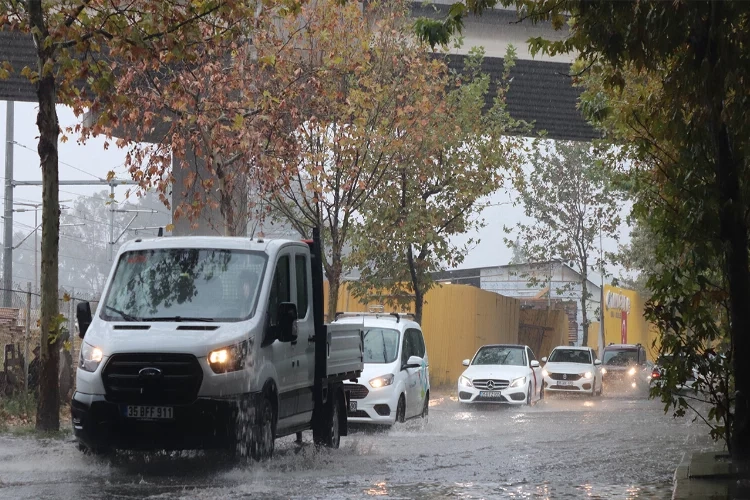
[251,395,275,461]
[420,392,429,420]
[314,388,342,448]
[526,384,533,406]
[395,395,406,423]
[539,383,544,401]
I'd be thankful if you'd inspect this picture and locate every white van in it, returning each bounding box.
[337,313,429,426]
[72,231,363,458]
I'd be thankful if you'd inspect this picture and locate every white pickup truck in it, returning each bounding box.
[72,229,363,459]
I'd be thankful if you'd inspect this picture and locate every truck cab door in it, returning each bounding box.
[292,252,315,423]
[265,252,298,428]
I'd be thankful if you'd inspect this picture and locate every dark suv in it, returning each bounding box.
[601,343,652,391]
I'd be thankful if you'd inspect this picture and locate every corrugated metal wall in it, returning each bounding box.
[328,283,520,387]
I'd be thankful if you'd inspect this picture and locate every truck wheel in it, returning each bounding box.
[251,396,275,461]
[314,388,342,448]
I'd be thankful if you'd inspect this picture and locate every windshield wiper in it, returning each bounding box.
[104,305,142,322]
[145,316,216,322]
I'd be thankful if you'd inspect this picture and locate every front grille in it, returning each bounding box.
[102,353,203,405]
[349,410,370,418]
[347,384,370,400]
[472,379,509,390]
[549,373,582,381]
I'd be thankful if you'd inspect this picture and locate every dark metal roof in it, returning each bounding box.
[0,30,597,141]
[0,30,38,102]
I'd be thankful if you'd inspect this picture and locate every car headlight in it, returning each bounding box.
[79,342,103,372]
[542,369,549,377]
[509,376,526,388]
[369,374,394,389]
[601,367,607,375]
[459,375,473,387]
[628,367,637,376]
[208,341,249,374]
[582,371,593,379]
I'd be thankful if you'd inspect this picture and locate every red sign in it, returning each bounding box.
[621,311,628,344]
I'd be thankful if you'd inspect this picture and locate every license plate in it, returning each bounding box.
[348,401,357,412]
[124,405,174,420]
[557,381,574,386]
[479,391,504,398]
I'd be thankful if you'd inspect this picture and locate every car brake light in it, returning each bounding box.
[651,369,660,378]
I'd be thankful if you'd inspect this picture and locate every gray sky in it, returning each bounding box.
[1,101,632,281]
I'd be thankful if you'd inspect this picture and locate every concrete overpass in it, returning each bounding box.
[0,3,596,237]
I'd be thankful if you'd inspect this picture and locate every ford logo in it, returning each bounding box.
[138,367,163,380]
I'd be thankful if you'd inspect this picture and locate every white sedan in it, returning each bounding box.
[541,346,603,396]
[457,344,543,405]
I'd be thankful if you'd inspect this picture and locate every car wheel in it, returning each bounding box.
[526,384,533,406]
[251,395,275,460]
[421,392,429,419]
[396,395,406,423]
[597,379,604,397]
[539,383,544,401]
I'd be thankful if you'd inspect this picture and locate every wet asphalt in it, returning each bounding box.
[0,389,713,499]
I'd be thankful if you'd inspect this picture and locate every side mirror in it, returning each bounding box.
[76,302,92,339]
[403,355,423,370]
[541,357,548,363]
[530,360,540,368]
[277,302,298,343]
[594,359,602,366]
[462,359,470,367]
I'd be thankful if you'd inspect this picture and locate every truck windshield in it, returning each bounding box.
[363,328,400,364]
[101,248,267,322]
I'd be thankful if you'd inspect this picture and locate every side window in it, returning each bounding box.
[268,255,291,329]
[406,329,426,358]
[401,331,414,366]
[527,348,537,363]
[295,255,309,319]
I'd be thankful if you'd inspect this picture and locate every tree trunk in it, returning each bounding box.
[406,245,423,324]
[715,122,750,459]
[580,274,589,347]
[704,2,750,459]
[326,268,341,323]
[30,0,61,431]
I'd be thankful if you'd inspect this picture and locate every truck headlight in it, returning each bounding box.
[369,374,394,389]
[79,342,103,372]
[509,376,526,388]
[459,375,473,387]
[208,341,249,374]
[582,371,593,379]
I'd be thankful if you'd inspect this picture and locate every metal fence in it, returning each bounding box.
[1,282,99,397]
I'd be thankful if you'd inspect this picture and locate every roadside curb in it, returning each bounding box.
[672,450,749,500]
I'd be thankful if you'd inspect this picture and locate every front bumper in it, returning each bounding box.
[457,382,527,404]
[71,391,259,451]
[345,384,398,425]
[543,375,594,394]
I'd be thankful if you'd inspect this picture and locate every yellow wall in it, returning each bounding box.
[519,309,569,360]
[329,282,519,387]
[587,285,660,361]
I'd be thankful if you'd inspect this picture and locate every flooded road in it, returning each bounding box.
[0,393,713,499]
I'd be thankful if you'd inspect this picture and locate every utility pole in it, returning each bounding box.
[599,221,604,359]
[108,183,115,261]
[3,101,14,306]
